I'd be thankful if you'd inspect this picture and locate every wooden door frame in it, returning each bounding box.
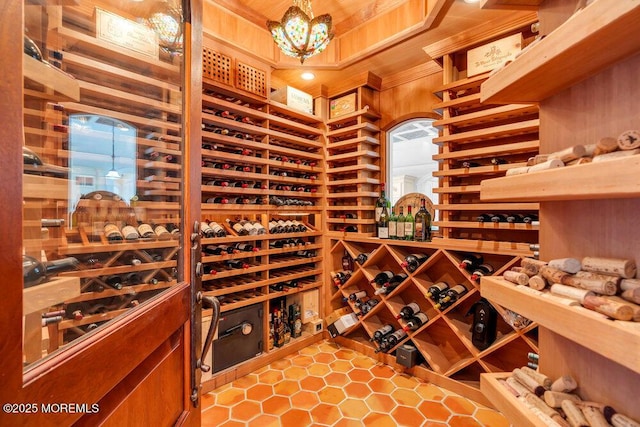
[0,0,203,424]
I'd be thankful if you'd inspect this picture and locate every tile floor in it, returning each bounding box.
[201,340,509,427]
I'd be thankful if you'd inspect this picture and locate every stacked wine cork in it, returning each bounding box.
[499,367,640,427]
[503,256,640,321]
[506,130,640,176]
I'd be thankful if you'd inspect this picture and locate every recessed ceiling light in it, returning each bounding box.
[464,0,481,3]
[301,72,315,80]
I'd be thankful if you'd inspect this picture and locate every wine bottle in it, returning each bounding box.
[225,259,249,269]
[22,255,80,288]
[506,214,525,223]
[208,221,227,237]
[402,312,429,331]
[342,225,358,232]
[292,220,308,232]
[356,250,374,265]
[342,250,354,272]
[226,218,248,236]
[396,302,421,320]
[396,206,405,239]
[121,223,140,240]
[388,205,398,240]
[104,222,124,242]
[462,161,481,168]
[136,221,156,239]
[203,245,224,255]
[490,214,508,223]
[331,271,351,286]
[105,275,124,290]
[490,157,507,165]
[375,183,387,223]
[153,223,172,240]
[476,213,493,223]
[459,254,483,272]
[435,284,468,310]
[425,281,449,301]
[370,324,394,343]
[371,271,394,286]
[402,253,429,273]
[414,198,432,242]
[166,223,180,237]
[348,290,367,302]
[404,205,414,241]
[252,221,267,235]
[295,250,315,258]
[289,303,302,338]
[358,298,379,316]
[233,242,256,252]
[471,264,494,283]
[377,200,390,239]
[239,219,257,235]
[376,329,407,353]
[269,220,284,233]
[523,213,539,224]
[125,272,142,285]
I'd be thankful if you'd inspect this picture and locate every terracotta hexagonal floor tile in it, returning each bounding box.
[247,414,281,427]
[335,348,357,360]
[283,365,308,380]
[313,352,336,364]
[418,400,452,421]
[391,406,426,427]
[300,375,326,392]
[362,412,396,427]
[281,408,312,426]
[262,395,291,416]
[474,407,510,427]
[329,359,354,373]
[291,390,320,410]
[351,356,377,369]
[339,397,369,419]
[291,354,315,367]
[348,368,373,383]
[370,364,395,378]
[318,386,347,405]
[270,358,293,370]
[423,422,449,427]
[201,406,229,427]
[307,363,331,376]
[448,415,483,427]
[391,388,422,407]
[319,342,340,353]
[334,417,365,427]
[230,400,261,422]
[344,382,373,399]
[415,383,447,401]
[215,387,245,407]
[325,371,350,387]
[443,395,477,416]
[218,421,245,427]
[246,383,274,401]
[298,344,320,356]
[201,392,216,410]
[368,378,396,394]
[310,403,342,425]
[273,379,301,396]
[365,393,397,413]
[258,369,284,385]
[231,373,258,389]
[391,373,419,389]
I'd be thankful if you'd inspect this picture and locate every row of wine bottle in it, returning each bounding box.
[203,238,311,255]
[460,157,507,168]
[203,180,317,193]
[268,300,303,350]
[201,139,320,168]
[104,221,180,243]
[458,254,495,283]
[202,160,318,181]
[476,213,539,223]
[200,218,311,238]
[376,184,432,242]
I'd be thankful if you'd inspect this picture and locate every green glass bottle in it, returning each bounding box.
[397,206,406,240]
[388,203,398,240]
[414,198,432,242]
[375,183,387,223]
[377,200,389,239]
[404,205,414,241]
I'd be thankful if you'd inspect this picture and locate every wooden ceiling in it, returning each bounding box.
[205,0,538,92]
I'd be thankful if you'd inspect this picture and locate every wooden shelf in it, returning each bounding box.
[23,174,68,200]
[433,104,538,129]
[480,373,548,427]
[24,276,81,314]
[433,140,539,161]
[481,277,640,374]
[480,155,640,202]
[481,1,640,104]
[433,221,538,231]
[433,119,539,145]
[23,54,80,101]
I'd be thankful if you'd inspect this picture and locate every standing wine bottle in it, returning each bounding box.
[370,324,394,343]
[401,253,429,273]
[377,200,390,239]
[371,271,394,286]
[342,250,354,272]
[402,312,429,331]
[388,205,398,240]
[396,207,405,240]
[414,198,432,242]
[435,284,468,310]
[396,302,421,320]
[375,183,388,223]
[425,281,449,301]
[404,205,414,241]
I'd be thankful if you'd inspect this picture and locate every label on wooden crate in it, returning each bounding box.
[96,8,159,59]
[330,93,357,118]
[271,86,313,114]
[467,33,523,77]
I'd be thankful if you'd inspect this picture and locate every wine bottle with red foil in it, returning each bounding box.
[459,254,483,272]
[224,259,249,269]
[470,263,494,283]
[401,253,429,273]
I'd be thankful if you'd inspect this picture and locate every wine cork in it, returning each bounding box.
[617,130,640,150]
[582,257,637,279]
[582,295,634,321]
[608,296,640,321]
[592,148,640,162]
[543,390,582,408]
[528,158,564,173]
[522,258,548,275]
[620,287,640,305]
[551,375,578,393]
[575,401,615,413]
[512,368,545,396]
[528,275,548,291]
[505,376,530,397]
[566,157,592,166]
[549,258,582,274]
[548,145,586,163]
[524,393,571,427]
[511,266,525,273]
[498,379,520,397]
[583,406,611,426]
[621,278,640,291]
[529,154,549,165]
[504,270,529,286]
[610,413,640,427]
[550,284,595,304]
[562,400,591,427]
[541,266,570,284]
[576,270,622,285]
[583,143,596,157]
[593,136,619,156]
[561,276,618,296]
[506,166,530,176]
[521,366,552,389]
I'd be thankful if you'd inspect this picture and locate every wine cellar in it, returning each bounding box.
[3,0,640,426]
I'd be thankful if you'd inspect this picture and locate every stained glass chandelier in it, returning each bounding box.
[267,0,334,64]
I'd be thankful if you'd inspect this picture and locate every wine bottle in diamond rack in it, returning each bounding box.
[402,253,429,273]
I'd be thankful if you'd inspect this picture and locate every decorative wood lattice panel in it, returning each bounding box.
[236,62,267,98]
[203,47,232,85]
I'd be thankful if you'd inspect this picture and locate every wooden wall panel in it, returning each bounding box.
[379,72,443,129]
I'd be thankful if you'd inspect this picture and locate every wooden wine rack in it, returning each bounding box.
[328,237,538,392]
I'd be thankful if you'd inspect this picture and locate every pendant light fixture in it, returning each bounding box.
[105,124,122,179]
[267,0,334,64]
